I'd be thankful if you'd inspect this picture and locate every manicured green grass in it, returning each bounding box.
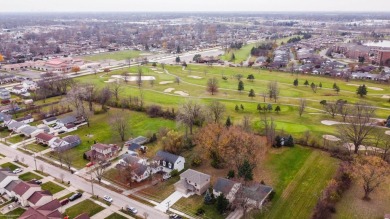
[173,195,225,219]
[19,172,43,181]
[24,143,48,152]
[105,213,128,219]
[41,181,65,194]
[221,43,256,63]
[45,108,177,169]
[7,135,26,144]
[82,50,144,61]
[65,199,104,218]
[5,207,26,217]
[258,146,339,219]
[58,192,75,201]
[1,162,20,171]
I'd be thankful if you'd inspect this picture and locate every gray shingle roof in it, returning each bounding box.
[156,150,181,164]
[213,177,236,196]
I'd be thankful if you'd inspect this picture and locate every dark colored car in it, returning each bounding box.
[31,179,42,185]
[60,199,69,206]
[68,192,82,201]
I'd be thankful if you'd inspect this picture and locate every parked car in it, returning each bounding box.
[60,199,69,206]
[169,214,182,219]
[12,168,23,174]
[103,195,113,203]
[68,192,82,201]
[162,173,171,181]
[126,206,138,214]
[31,179,42,185]
[85,162,94,167]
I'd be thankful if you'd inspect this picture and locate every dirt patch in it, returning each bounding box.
[385,131,390,136]
[164,88,175,93]
[159,81,173,85]
[174,91,189,96]
[322,135,341,142]
[347,83,383,91]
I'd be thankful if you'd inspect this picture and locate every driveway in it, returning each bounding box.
[155,191,183,212]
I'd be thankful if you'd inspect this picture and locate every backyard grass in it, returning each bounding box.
[257,146,339,219]
[105,213,128,219]
[82,50,143,61]
[0,162,20,171]
[334,176,390,219]
[4,207,26,217]
[19,172,43,181]
[64,199,104,218]
[172,195,225,219]
[41,181,65,194]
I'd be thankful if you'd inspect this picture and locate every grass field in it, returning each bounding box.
[65,199,104,218]
[41,181,65,194]
[1,162,20,171]
[24,143,48,152]
[7,135,26,144]
[105,213,128,219]
[257,146,339,219]
[19,172,43,181]
[82,50,144,61]
[4,208,26,218]
[221,43,256,63]
[45,108,177,169]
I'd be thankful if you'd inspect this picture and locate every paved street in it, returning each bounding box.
[0,142,168,219]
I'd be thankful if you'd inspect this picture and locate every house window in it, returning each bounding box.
[168,163,172,169]
[163,161,166,166]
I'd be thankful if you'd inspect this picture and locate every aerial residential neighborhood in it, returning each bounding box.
[0,1,389,219]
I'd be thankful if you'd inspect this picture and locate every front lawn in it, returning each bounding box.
[41,181,65,194]
[7,135,26,144]
[19,172,43,181]
[105,213,128,219]
[0,162,20,171]
[65,199,104,218]
[58,192,75,201]
[136,176,178,202]
[5,207,26,217]
[24,143,48,152]
[172,195,225,219]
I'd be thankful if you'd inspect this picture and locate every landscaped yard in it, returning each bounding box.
[7,135,26,144]
[82,50,144,61]
[105,213,128,219]
[172,195,225,219]
[19,172,43,181]
[41,181,65,194]
[24,143,48,152]
[0,162,20,171]
[256,147,339,219]
[65,199,104,218]
[136,177,178,202]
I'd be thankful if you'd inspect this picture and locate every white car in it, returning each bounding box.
[127,206,138,214]
[103,195,113,203]
[12,168,23,174]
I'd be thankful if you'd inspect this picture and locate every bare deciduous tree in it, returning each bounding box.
[93,160,106,183]
[207,100,225,123]
[207,77,219,95]
[81,83,97,112]
[323,102,338,118]
[338,102,376,154]
[177,100,204,137]
[338,102,350,122]
[260,114,276,146]
[267,81,279,102]
[99,86,112,111]
[136,67,143,88]
[298,98,306,117]
[38,164,45,173]
[59,173,65,183]
[110,82,122,102]
[110,111,130,141]
[63,150,74,172]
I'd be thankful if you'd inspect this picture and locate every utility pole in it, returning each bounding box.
[166,200,171,213]
[33,153,37,171]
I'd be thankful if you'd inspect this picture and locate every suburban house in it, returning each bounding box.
[241,183,273,208]
[15,115,34,124]
[7,121,28,132]
[0,88,11,100]
[19,199,62,219]
[43,117,57,126]
[60,124,78,133]
[213,177,241,203]
[174,169,211,196]
[20,126,44,138]
[51,135,81,151]
[0,112,11,123]
[0,169,19,195]
[154,150,185,173]
[35,133,56,146]
[84,143,119,161]
[12,181,42,207]
[117,154,150,182]
[4,179,22,197]
[56,115,77,127]
[27,190,53,207]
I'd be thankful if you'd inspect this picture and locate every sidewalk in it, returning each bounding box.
[155,191,183,213]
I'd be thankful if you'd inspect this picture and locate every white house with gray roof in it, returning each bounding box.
[174,169,210,196]
[154,150,185,173]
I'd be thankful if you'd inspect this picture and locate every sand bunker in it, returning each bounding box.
[107,75,155,82]
[346,84,359,87]
[155,71,164,74]
[150,68,157,71]
[382,95,390,99]
[104,79,118,83]
[321,120,344,126]
[323,135,341,142]
[159,81,173,85]
[386,131,390,136]
[164,88,175,93]
[174,91,189,96]
[188,75,203,79]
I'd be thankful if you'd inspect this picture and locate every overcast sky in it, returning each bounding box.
[1,0,389,12]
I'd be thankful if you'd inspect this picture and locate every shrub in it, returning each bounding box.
[191,155,202,167]
[227,170,235,179]
[146,105,163,118]
[196,208,205,216]
[170,169,179,177]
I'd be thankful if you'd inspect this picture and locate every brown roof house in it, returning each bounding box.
[19,199,62,219]
[0,169,19,195]
[12,182,41,207]
[84,143,119,161]
[35,133,57,146]
[174,169,210,196]
[27,190,53,207]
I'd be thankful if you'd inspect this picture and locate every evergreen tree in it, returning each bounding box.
[231,53,236,62]
[225,116,232,127]
[176,45,181,53]
[334,85,340,94]
[285,135,295,147]
[227,170,235,179]
[333,83,337,89]
[247,74,255,82]
[238,80,244,92]
[257,103,262,112]
[238,160,254,181]
[216,194,229,214]
[304,80,309,86]
[248,89,255,99]
[293,78,298,87]
[204,189,213,205]
[175,56,181,63]
[357,84,368,97]
[274,136,282,147]
[267,104,273,112]
[319,82,322,89]
[240,104,244,111]
[275,105,281,113]
[235,105,239,111]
